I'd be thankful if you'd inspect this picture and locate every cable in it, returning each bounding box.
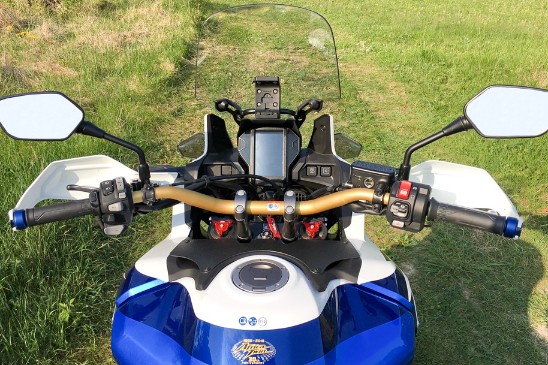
[171,174,283,198]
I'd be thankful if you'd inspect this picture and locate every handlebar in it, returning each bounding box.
[427,198,521,238]
[8,185,522,239]
[133,186,391,215]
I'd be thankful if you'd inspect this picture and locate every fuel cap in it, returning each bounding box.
[232,259,289,293]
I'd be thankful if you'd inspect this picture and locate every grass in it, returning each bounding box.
[0,0,546,364]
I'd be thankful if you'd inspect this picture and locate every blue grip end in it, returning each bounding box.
[9,209,27,230]
[504,217,521,238]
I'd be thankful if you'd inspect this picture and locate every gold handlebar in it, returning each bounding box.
[132,187,390,215]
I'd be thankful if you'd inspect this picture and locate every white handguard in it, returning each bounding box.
[410,160,522,231]
[13,155,176,210]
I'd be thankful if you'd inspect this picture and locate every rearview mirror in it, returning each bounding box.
[464,86,548,138]
[0,92,84,140]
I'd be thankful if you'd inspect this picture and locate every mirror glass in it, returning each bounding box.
[464,86,548,138]
[334,133,362,159]
[177,133,205,159]
[0,92,84,140]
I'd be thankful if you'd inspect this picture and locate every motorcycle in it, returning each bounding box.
[1,4,547,365]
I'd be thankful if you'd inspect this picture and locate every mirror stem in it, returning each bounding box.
[398,131,444,181]
[441,116,472,137]
[77,121,152,187]
[398,117,471,181]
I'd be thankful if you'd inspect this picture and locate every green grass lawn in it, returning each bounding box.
[0,0,546,364]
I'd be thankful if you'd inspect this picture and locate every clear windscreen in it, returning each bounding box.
[195,4,341,110]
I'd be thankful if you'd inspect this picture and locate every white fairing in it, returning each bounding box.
[410,160,520,219]
[136,209,396,330]
[344,212,397,283]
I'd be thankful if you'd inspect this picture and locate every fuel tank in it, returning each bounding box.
[112,262,415,365]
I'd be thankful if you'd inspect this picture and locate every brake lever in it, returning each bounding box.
[67,184,98,193]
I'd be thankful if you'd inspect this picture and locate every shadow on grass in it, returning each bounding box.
[385,223,545,364]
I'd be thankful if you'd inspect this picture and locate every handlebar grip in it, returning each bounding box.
[427,198,521,238]
[10,199,94,230]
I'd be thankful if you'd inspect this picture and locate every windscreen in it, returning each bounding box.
[195,4,341,110]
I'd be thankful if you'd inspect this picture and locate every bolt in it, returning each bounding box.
[257,102,262,107]
[257,89,262,93]
[273,102,278,107]
[273,89,278,94]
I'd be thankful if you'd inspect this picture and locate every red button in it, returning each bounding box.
[397,181,412,199]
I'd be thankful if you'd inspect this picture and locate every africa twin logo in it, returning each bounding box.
[231,339,276,364]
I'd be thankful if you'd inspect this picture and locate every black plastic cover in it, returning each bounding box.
[184,114,244,179]
[292,114,351,188]
[350,161,396,189]
[167,238,361,291]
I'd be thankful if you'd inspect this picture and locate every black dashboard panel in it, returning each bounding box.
[183,114,245,179]
[291,114,351,188]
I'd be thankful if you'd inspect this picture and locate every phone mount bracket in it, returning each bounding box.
[253,76,280,119]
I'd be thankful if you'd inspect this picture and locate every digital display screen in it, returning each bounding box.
[255,130,284,178]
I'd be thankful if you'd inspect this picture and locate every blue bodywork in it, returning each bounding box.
[112,267,415,364]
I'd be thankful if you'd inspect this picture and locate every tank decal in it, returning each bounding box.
[116,266,159,298]
[116,278,165,307]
